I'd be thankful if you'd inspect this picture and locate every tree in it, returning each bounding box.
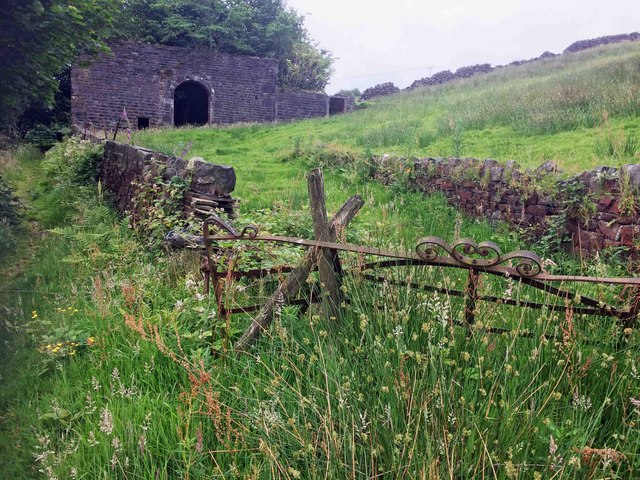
[0,0,120,133]
[117,0,333,90]
[336,88,361,98]
[279,41,334,91]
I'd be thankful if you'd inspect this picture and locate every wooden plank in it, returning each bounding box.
[234,195,363,350]
[307,168,342,321]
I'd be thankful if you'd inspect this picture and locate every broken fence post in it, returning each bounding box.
[235,194,364,350]
[307,168,343,321]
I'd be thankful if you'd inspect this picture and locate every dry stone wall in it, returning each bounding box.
[377,155,640,257]
[564,32,640,53]
[361,82,400,100]
[101,140,236,218]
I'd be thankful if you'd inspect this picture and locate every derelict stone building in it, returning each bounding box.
[71,41,351,130]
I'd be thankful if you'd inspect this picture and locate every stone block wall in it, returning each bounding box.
[72,41,342,130]
[276,90,329,121]
[101,140,236,218]
[401,156,640,256]
[73,41,280,129]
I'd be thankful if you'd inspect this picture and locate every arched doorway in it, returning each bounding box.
[174,81,209,127]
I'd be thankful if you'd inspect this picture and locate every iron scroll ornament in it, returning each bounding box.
[415,236,544,277]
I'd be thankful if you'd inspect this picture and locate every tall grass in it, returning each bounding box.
[1,136,639,478]
[134,40,640,173]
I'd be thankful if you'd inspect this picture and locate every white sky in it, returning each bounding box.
[285,0,639,94]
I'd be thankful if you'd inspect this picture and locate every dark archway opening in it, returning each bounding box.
[329,96,347,115]
[174,81,209,127]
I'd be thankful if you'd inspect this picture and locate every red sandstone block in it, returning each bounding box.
[598,220,621,240]
[525,205,547,216]
[603,239,622,249]
[597,196,614,211]
[619,225,639,245]
[458,190,473,201]
[607,199,621,214]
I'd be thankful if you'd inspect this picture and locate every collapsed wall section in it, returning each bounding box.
[101,140,237,218]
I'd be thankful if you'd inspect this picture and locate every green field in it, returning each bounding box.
[1,40,640,479]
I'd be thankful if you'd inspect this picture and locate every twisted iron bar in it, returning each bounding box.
[416,236,544,277]
[203,214,259,239]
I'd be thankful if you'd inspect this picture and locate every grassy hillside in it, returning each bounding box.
[134,41,640,193]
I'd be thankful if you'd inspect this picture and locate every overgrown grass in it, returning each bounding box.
[133,40,640,176]
[1,136,639,478]
[3,40,640,478]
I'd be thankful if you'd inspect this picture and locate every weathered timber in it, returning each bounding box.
[235,194,363,350]
[307,168,342,320]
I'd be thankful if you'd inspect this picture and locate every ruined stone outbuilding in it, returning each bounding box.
[72,41,349,130]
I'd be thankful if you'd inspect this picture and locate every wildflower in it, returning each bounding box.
[381,386,389,394]
[461,351,471,362]
[572,391,592,412]
[553,392,562,401]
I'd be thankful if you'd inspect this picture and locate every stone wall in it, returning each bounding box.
[73,41,279,129]
[101,140,236,218]
[361,82,400,100]
[72,41,340,130]
[276,90,329,121]
[564,32,640,53]
[379,155,640,256]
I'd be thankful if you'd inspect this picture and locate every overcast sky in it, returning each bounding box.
[285,0,639,94]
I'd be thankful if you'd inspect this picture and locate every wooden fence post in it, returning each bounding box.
[234,194,363,350]
[308,168,342,321]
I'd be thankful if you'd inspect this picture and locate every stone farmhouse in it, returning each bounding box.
[71,41,352,130]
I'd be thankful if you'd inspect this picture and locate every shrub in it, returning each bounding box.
[0,175,21,262]
[42,136,103,186]
[38,137,103,226]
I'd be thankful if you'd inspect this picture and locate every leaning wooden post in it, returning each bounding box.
[620,285,640,331]
[464,269,480,328]
[308,168,342,321]
[235,195,363,350]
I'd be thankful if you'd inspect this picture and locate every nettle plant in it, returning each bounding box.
[129,163,190,249]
